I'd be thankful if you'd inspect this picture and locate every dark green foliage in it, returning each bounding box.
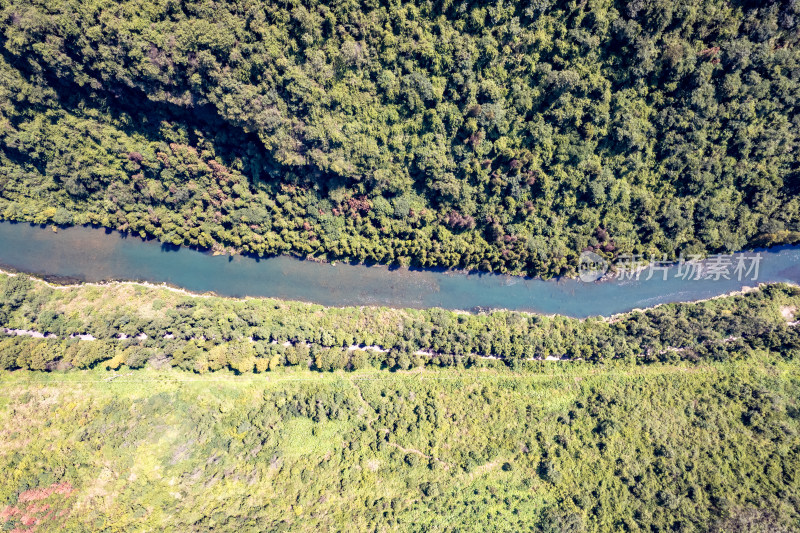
[1,0,799,276]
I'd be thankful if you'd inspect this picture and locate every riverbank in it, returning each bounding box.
[4,265,797,324]
[9,220,800,282]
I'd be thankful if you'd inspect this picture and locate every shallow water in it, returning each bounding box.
[0,221,798,317]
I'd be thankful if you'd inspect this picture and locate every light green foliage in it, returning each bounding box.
[0,359,799,530]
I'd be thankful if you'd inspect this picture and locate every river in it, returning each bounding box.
[0,221,798,317]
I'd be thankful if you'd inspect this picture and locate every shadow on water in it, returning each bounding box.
[0,221,798,317]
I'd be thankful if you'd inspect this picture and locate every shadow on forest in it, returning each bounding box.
[0,47,280,187]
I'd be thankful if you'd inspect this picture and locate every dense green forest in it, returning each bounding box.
[1,358,799,531]
[1,272,799,372]
[1,0,799,276]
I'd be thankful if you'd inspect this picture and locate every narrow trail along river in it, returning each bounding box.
[0,221,798,317]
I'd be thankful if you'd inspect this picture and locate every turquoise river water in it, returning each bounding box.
[0,221,798,317]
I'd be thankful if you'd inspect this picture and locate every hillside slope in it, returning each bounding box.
[1,0,799,275]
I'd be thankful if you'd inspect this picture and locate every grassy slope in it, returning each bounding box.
[1,356,799,532]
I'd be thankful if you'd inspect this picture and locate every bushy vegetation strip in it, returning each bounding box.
[1,273,798,373]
